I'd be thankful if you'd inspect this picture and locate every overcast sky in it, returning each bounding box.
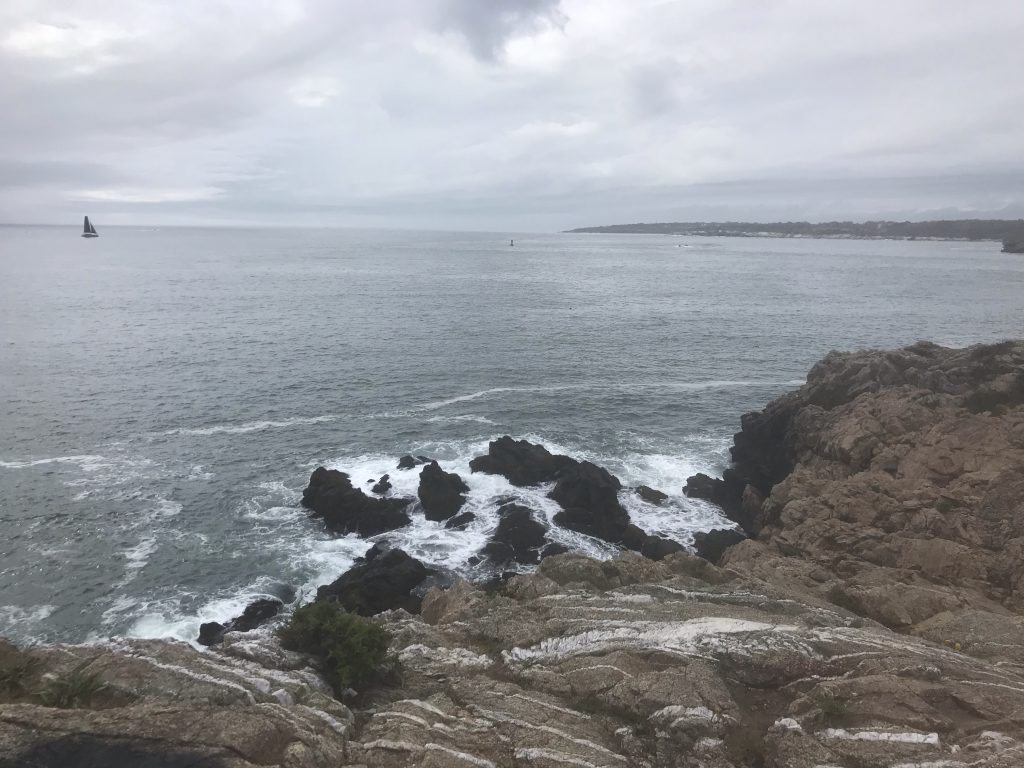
[2,0,1023,230]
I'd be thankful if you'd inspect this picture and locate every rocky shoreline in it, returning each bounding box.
[3,340,1023,767]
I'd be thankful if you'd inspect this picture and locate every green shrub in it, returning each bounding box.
[814,688,849,725]
[38,662,105,708]
[0,657,39,697]
[278,602,390,695]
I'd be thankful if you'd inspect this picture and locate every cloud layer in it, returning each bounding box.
[2,0,1023,229]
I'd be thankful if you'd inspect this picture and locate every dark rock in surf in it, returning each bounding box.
[481,504,549,565]
[371,474,392,495]
[550,461,630,543]
[549,463,685,559]
[302,466,412,536]
[316,543,430,616]
[635,485,668,504]
[693,528,747,564]
[418,461,469,521]
[196,598,283,646]
[398,454,434,470]
[540,542,570,559]
[469,436,578,486]
[445,511,476,530]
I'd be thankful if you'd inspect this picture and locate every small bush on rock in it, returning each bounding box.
[38,662,105,708]
[278,602,390,695]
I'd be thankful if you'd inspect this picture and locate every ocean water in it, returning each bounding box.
[1,226,1021,645]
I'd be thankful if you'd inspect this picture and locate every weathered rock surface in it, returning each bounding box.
[691,340,1024,641]
[351,551,1024,767]
[316,543,430,616]
[0,636,351,768]
[417,461,469,521]
[302,467,411,536]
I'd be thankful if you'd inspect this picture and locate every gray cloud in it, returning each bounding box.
[1,0,1022,229]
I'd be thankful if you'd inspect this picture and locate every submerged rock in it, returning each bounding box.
[480,504,549,565]
[469,435,577,485]
[417,461,469,521]
[316,543,430,615]
[197,598,283,646]
[302,467,411,536]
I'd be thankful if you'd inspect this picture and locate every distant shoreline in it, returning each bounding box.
[565,218,1024,243]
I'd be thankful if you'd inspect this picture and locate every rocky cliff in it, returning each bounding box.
[3,340,1023,767]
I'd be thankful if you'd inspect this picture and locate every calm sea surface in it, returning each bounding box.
[1,226,1021,643]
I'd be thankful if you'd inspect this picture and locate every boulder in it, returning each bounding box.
[480,504,549,565]
[635,485,668,504]
[417,461,469,521]
[302,467,412,536]
[370,474,391,494]
[550,461,630,543]
[469,436,577,486]
[540,542,570,559]
[692,528,747,564]
[316,543,430,615]
[397,454,432,470]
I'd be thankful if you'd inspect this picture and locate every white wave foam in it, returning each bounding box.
[0,604,56,626]
[420,386,577,410]
[425,414,498,425]
[115,536,158,586]
[418,379,804,412]
[126,578,295,645]
[161,414,339,437]
[0,454,110,470]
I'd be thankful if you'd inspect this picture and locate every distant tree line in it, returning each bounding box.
[568,219,1024,242]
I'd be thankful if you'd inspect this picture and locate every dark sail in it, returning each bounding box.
[82,216,98,237]
[84,216,90,234]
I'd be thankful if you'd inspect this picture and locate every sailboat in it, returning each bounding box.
[82,216,98,238]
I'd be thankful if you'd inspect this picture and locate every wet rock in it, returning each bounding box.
[693,528,747,564]
[417,461,469,521]
[197,598,287,646]
[370,474,391,494]
[469,436,577,486]
[481,504,549,565]
[302,466,412,536]
[444,511,476,530]
[316,543,430,615]
[550,461,630,543]
[635,485,668,504]
[540,542,570,559]
[397,454,432,470]
[639,534,686,561]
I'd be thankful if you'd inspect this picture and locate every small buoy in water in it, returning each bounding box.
[510,239,514,246]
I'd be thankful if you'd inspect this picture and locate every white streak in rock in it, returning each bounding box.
[822,728,939,744]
